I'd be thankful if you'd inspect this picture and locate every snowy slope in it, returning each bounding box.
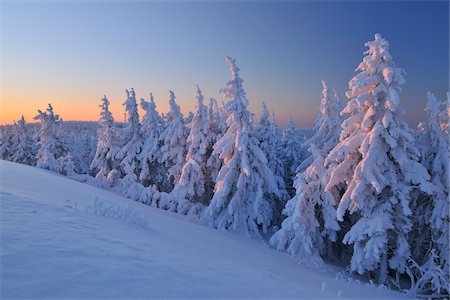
[0,161,402,299]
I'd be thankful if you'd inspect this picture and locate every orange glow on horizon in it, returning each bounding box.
[1,88,315,128]
[1,90,174,125]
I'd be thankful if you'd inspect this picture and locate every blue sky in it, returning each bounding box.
[1,0,448,127]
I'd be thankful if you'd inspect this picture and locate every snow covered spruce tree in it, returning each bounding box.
[159,91,189,192]
[297,81,342,173]
[68,132,92,175]
[271,111,289,197]
[174,86,214,215]
[0,125,13,160]
[59,152,76,177]
[116,88,144,199]
[206,97,227,186]
[411,92,449,296]
[34,103,72,173]
[439,92,449,137]
[271,111,283,142]
[10,116,35,165]
[208,97,227,141]
[256,102,289,202]
[324,34,433,284]
[90,96,120,184]
[138,93,165,187]
[202,56,281,237]
[280,118,303,197]
[270,80,342,264]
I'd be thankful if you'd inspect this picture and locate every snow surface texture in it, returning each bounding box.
[0,160,401,299]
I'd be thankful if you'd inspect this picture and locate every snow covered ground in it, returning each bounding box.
[1,161,402,299]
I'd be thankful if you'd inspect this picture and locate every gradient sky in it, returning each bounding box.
[1,0,448,128]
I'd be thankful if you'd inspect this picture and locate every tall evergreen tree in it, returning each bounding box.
[90,96,120,183]
[203,56,281,237]
[324,34,433,284]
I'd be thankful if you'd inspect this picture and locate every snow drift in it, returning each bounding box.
[0,160,401,299]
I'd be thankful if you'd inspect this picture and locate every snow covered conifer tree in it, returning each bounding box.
[412,92,449,295]
[206,97,227,185]
[324,34,433,284]
[203,56,281,237]
[159,91,189,191]
[34,104,70,173]
[0,125,13,160]
[59,152,76,177]
[116,88,143,199]
[174,86,214,213]
[207,98,219,134]
[297,81,342,173]
[256,102,289,203]
[270,144,340,265]
[90,96,120,183]
[68,132,93,175]
[280,118,303,196]
[184,111,195,124]
[270,80,342,263]
[138,93,165,187]
[207,98,227,145]
[439,92,449,137]
[271,111,283,140]
[10,116,35,165]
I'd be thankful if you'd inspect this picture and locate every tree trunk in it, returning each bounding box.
[378,251,388,285]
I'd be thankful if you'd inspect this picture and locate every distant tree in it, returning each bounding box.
[116,88,144,199]
[203,56,281,237]
[76,133,97,175]
[206,97,227,186]
[256,102,289,203]
[59,152,76,177]
[184,111,195,124]
[280,118,303,196]
[0,125,13,160]
[159,91,189,192]
[324,34,433,284]
[10,116,35,165]
[438,92,449,137]
[297,81,342,173]
[34,104,70,173]
[90,96,120,183]
[270,111,290,203]
[270,81,341,264]
[411,92,449,296]
[138,93,165,187]
[174,86,214,213]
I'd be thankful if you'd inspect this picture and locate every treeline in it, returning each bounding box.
[0,34,448,297]
[0,120,97,174]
